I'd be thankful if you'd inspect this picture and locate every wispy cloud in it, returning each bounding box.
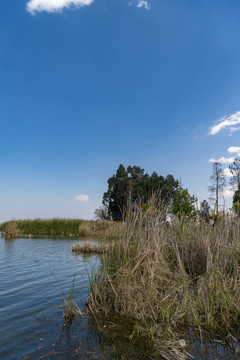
[129,0,151,10]
[209,111,240,135]
[230,127,240,133]
[137,0,150,9]
[73,194,90,203]
[208,157,235,164]
[26,0,94,15]
[228,146,240,156]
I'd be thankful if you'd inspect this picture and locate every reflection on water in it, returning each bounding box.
[0,236,239,360]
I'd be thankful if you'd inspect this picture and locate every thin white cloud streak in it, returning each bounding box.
[230,127,240,133]
[209,111,240,135]
[26,0,94,14]
[208,157,235,164]
[228,146,240,156]
[137,0,150,9]
[73,194,90,203]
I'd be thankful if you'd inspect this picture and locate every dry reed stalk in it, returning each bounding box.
[88,197,240,359]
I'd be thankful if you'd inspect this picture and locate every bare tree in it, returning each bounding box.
[94,205,110,221]
[208,161,226,219]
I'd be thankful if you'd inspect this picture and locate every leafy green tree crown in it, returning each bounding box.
[103,164,179,221]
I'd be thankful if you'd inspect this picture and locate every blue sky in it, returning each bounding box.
[0,0,240,221]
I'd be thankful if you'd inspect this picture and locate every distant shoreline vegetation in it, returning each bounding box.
[0,219,122,240]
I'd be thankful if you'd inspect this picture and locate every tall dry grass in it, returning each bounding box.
[78,220,122,239]
[88,198,240,359]
[5,221,20,238]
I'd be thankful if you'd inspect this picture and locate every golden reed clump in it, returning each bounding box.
[72,241,112,254]
[88,197,240,360]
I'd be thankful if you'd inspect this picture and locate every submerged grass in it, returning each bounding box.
[0,218,122,239]
[88,197,240,359]
[50,271,85,325]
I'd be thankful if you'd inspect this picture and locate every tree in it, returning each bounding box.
[229,158,240,215]
[229,157,240,190]
[200,199,210,222]
[233,188,240,204]
[208,162,226,219]
[102,164,179,221]
[102,164,129,221]
[94,205,110,220]
[232,187,240,217]
[171,186,198,218]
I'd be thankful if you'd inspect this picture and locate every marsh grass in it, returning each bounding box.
[72,241,112,254]
[0,218,122,239]
[4,221,20,238]
[78,220,122,239]
[88,197,240,359]
[50,271,85,325]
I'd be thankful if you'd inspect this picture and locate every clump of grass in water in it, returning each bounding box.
[5,221,20,238]
[87,196,240,360]
[50,271,85,325]
[72,241,112,254]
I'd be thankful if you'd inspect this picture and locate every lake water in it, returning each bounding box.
[0,236,159,360]
[0,236,239,360]
[0,236,102,359]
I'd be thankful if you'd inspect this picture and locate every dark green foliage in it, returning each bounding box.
[233,187,240,204]
[103,164,179,221]
[171,186,197,218]
[229,158,240,216]
[0,219,83,236]
[233,186,240,217]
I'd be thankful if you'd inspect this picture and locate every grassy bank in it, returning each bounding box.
[88,198,240,359]
[0,218,122,239]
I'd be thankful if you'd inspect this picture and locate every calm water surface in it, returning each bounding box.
[0,236,239,360]
[0,236,103,359]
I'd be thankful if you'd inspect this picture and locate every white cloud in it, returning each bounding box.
[209,111,240,135]
[230,127,240,133]
[228,146,240,156]
[129,0,150,9]
[137,0,150,9]
[208,157,235,164]
[222,168,233,177]
[73,194,90,203]
[222,187,234,199]
[26,0,94,14]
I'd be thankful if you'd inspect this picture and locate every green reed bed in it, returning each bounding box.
[0,218,122,239]
[0,218,83,236]
[87,198,240,360]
